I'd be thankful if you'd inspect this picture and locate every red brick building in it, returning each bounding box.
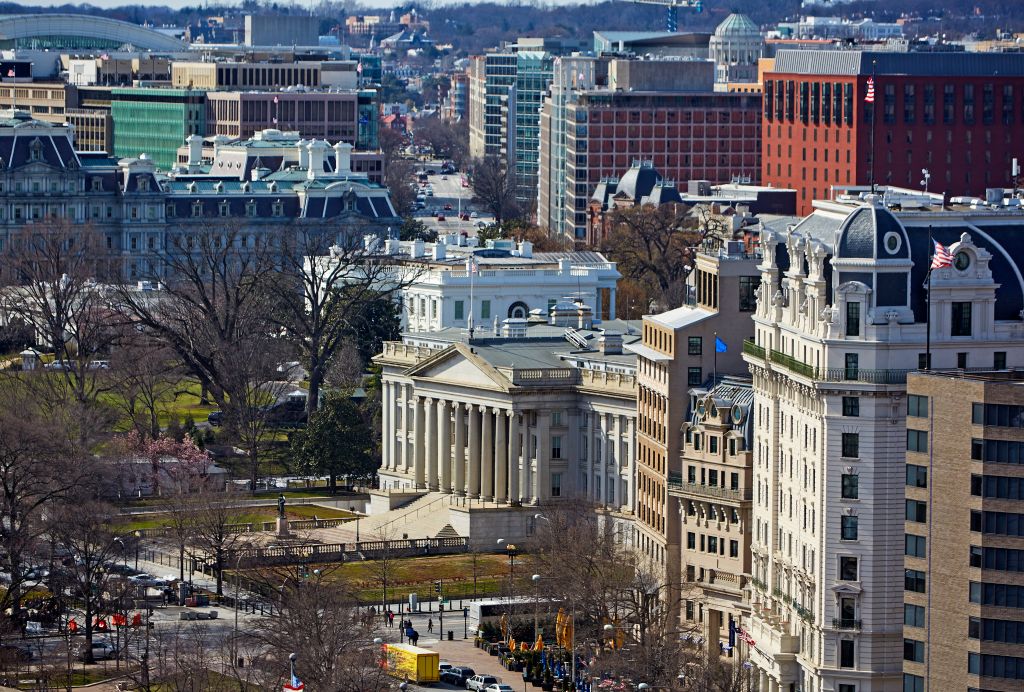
[762,51,1024,214]
[557,91,761,239]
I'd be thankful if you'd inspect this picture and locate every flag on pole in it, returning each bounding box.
[715,336,728,353]
[357,62,364,74]
[467,256,478,274]
[283,673,305,691]
[864,77,875,103]
[5,69,13,77]
[930,240,954,270]
[273,95,279,104]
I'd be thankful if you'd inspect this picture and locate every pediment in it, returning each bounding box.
[405,343,510,391]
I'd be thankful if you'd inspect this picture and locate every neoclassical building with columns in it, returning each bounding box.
[374,305,639,540]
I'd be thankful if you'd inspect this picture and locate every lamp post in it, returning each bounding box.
[497,538,517,642]
[531,574,541,640]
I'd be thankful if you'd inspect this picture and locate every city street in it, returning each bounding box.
[411,167,495,237]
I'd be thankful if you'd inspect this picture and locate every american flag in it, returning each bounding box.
[273,95,279,104]
[283,673,304,691]
[931,240,954,270]
[357,62,363,74]
[5,69,13,78]
[738,627,756,647]
[466,256,478,274]
[865,77,875,104]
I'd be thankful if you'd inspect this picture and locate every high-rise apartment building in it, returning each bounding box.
[542,59,761,243]
[903,370,1024,692]
[468,52,517,162]
[512,50,553,203]
[761,51,1024,215]
[742,192,1024,692]
[630,242,761,614]
[205,90,360,142]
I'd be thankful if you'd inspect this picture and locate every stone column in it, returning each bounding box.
[437,400,450,492]
[400,385,410,474]
[425,398,437,491]
[519,410,530,504]
[495,409,508,503]
[609,287,616,320]
[413,395,425,488]
[453,403,466,495]
[507,410,519,503]
[468,403,481,498]
[614,413,623,507]
[759,671,768,692]
[381,382,391,470]
[627,417,636,513]
[481,406,495,502]
[535,410,550,504]
[586,409,596,500]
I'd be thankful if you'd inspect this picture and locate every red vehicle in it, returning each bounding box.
[460,213,470,221]
[437,214,446,221]
[444,203,453,210]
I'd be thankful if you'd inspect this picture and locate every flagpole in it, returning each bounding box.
[713,330,718,383]
[925,225,932,370]
[869,59,877,194]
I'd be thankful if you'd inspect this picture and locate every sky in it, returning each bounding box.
[15,0,604,10]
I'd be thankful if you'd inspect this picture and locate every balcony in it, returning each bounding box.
[742,338,765,360]
[769,349,817,379]
[832,618,862,630]
[667,478,753,502]
[377,341,444,365]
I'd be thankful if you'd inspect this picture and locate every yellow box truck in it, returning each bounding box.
[383,643,440,684]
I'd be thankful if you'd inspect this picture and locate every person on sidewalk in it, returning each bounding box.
[428,618,433,633]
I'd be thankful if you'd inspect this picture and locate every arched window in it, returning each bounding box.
[507,301,529,319]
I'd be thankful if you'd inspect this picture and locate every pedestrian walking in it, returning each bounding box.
[411,630,419,646]
[428,618,433,633]
[388,610,394,627]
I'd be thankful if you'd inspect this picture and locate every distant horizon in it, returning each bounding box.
[6,0,613,11]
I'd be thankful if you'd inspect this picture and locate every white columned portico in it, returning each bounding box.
[468,403,481,498]
[413,395,426,488]
[507,410,519,504]
[626,417,636,512]
[495,409,508,503]
[519,410,530,504]
[481,407,495,501]
[382,382,392,470]
[401,384,412,475]
[453,402,466,495]
[425,397,437,491]
[586,409,596,500]
[535,410,550,503]
[436,400,450,492]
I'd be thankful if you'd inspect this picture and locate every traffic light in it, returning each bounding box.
[434,580,442,593]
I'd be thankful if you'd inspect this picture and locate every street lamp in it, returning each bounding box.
[921,168,931,195]
[531,574,541,640]
[497,539,517,643]
[638,684,650,691]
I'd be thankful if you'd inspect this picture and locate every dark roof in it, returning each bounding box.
[773,50,1024,77]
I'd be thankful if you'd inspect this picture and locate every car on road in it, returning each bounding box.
[425,189,434,197]
[79,642,116,662]
[460,213,470,221]
[470,211,479,218]
[44,360,71,370]
[440,666,475,686]
[436,214,446,222]
[466,674,500,691]
[444,203,453,210]
[483,685,515,692]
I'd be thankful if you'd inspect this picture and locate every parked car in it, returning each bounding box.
[440,666,475,686]
[460,213,470,221]
[466,674,500,691]
[207,410,224,426]
[470,211,479,218]
[0,644,33,662]
[88,360,110,370]
[436,214,446,222]
[444,203,453,210]
[261,399,307,427]
[79,642,115,662]
[439,661,453,673]
[44,360,71,370]
[483,685,515,692]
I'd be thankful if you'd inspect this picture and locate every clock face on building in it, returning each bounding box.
[954,252,971,271]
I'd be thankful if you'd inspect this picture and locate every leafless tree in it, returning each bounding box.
[385,157,418,217]
[271,227,417,416]
[0,392,84,634]
[109,336,184,441]
[236,566,392,691]
[48,495,122,664]
[186,487,256,597]
[470,156,520,225]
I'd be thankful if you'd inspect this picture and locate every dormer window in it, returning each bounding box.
[219,201,230,217]
[245,201,257,217]
[191,201,203,218]
[138,177,149,192]
[29,139,43,163]
[272,200,283,217]
[845,301,860,337]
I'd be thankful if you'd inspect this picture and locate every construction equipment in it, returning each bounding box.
[633,0,703,33]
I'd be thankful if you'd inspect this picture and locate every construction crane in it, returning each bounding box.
[633,0,703,33]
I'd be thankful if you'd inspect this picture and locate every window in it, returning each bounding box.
[839,556,858,581]
[551,436,562,460]
[480,300,491,320]
[968,652,1024,680]
[709,437,718,454]
[842,397,860,417]
[903,674,924,692]
[905,569,926,593]
[907,430,928,453]
[905,534,926,557]
[844,353,859,380]
[995,351,1008,369]
[729,540,739,558]
[841,515,858,540]
[841,474,859,499]
[906,464,928,488]
[708,536,718,554]
[903,639,924,663]
[688,367,702,386]
[904,604,925,628]
[971,581,1024,607]
[454,300,464,321]
[951,301,972,336]
[550,473,561,497]
[738,276,758,311]
[841,433,859,458]
[839,685,855,692]
[973,511,1024,536]
[974,546,1024,572]
[907,395,928,418]
[846,301,860,336]
[688,336,702,355]
[918,352,931,370]
[906,500,927,523]
[687,532,695,550]
[839,639,855,668]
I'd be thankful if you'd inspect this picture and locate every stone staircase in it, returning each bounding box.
[318,492,457,543]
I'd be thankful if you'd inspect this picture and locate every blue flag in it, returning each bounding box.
[715,337,728,353]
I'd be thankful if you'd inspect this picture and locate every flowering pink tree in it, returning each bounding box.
[117,431,210,497]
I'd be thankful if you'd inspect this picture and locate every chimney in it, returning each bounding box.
[518,240,533,258]
[558,257,571,273]
[186,134,202,172]
[576,303,593,330]
[363,235,381,253]
[411,239,425,258]
[598,330,623,355]
[502,318,528,338]
[333,141,353,176]
[431,241,446,260]
[307,140,329,180]
[385,237,401,254]
[297,139,309,168]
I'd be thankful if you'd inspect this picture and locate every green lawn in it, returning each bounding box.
[115,504,355,533]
